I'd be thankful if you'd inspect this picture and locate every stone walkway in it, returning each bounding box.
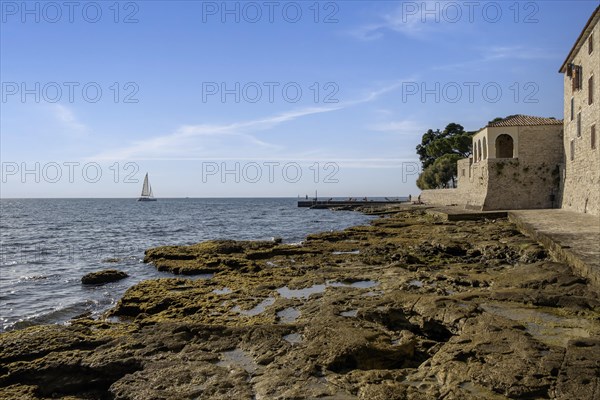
[425,206,508,221]
[508,210,600,291]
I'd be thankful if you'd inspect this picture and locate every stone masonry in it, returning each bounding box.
[422,117,564,211]
[559,6,600,216]
[421,7,600,215]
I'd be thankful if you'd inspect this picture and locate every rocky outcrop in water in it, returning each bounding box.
[81,269,129,285]
[2,208,599,399]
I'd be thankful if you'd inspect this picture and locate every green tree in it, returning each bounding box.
[416,123,474,169]
[415,123,474,189]
[416,154,462,190]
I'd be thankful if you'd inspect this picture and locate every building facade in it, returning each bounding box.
[421,116,564,211]
[420,7,599,215]
[559,6,599,216]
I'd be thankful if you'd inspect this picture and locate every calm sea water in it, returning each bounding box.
[0,198,375,332]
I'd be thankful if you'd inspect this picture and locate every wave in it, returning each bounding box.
[3,299,106,332]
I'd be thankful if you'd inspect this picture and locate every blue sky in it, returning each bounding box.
[1,0,598,198]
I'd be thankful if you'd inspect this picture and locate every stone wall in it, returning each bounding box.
[483,159,561,210]
[419,188,466,207]
[423,157,482,209]
[460,159,488,209]
[561,16,600,216]
[515,125,564,165]
[422,158,485,209]
[422,155,562,211]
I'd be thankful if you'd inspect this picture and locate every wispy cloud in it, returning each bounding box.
[89,81,406,161]
[432,45,558,71]
[51,104,88,135]
[369,119,425,135]
[344,81,408,105]
[349,1,449,41]
[89,106,341,161]
[480,46,558,61]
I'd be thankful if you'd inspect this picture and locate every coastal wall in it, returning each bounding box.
[422,157,562,210]
[421,158,483,209]
[483,159,561,210]
[459,158,488,209]
[420,188,465,207]
[561,15,600,216]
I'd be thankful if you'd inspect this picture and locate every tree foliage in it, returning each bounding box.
[415,123,474,189]
[416,154,462,190]
[416,123,474,169]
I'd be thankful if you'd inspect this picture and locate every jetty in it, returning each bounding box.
[298,199,406,209]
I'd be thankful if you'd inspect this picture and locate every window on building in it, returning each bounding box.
[573,65,583,91]
[571,97,574,120]
[589,32,594,54]
[461,169,466,177]
[495,134,514,158]
[570,140,575,161]
[477,140,482,161]
[577,112,582,137]
[592,125,597,150]
[589,75,594,105]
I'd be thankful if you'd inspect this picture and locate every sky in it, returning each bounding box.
[1,0,598,198]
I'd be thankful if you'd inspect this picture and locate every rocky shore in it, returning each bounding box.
[1,207,599,399]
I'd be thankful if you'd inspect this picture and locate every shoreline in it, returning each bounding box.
[1,206,599,399]
[0,198,371,333]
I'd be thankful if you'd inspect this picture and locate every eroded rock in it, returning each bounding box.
[81,269,128,285]
[2,208,599,399]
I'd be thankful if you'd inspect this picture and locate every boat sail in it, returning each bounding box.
[138,173,157,201]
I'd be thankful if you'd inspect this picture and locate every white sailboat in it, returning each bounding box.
[137,173,157,201]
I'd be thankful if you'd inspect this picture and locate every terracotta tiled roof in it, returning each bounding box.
[487,115,563,128]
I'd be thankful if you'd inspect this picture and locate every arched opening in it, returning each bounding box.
[495,134,514,158]
[477,140,482,161]
[473,142,478,162]
[482,137,487,159]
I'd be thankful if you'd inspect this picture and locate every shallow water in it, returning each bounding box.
[283,333,303,344]
[217,349,257,373]
[213,287,233,295]
[276,280,379,299]
[233,297,276,316]
[480,302,593,347]
[340,309,358,317]
[277,307,300,323]
[408,279,424,288]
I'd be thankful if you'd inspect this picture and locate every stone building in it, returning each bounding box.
[420,6,599,214]
[421,116,564,211]
[559,6,599,216]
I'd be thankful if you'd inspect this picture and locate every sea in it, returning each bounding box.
[0,198,377,332]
